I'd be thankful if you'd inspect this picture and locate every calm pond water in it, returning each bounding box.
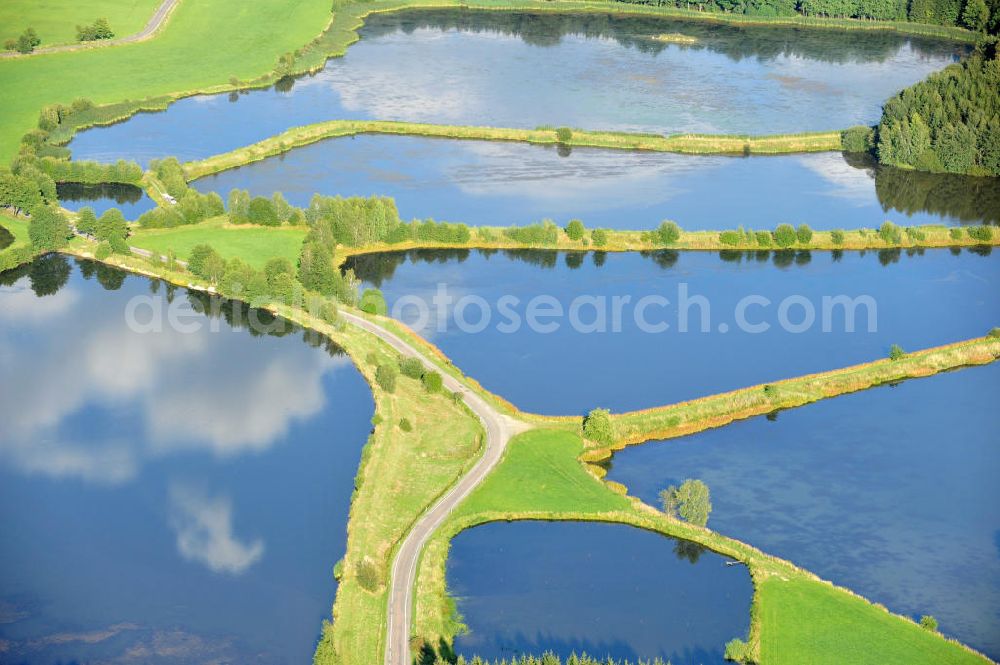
[347,247,1000,414]
[68,10,964,165]
[192,137,1000,229]
[448,521,752,663]
[606,362,1000,659]
[0,256,373,664]
[56,182,157,219]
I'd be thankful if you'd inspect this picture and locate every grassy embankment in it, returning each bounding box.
[180,120,844,180]
[413,428,992,665]
[53,236,486,665]
[341,223,1000,255]
[4,0,976,164]
[0,0,164,48]
[578,334,1000,456]
[129,216,307,269]
[125,215,1000,274]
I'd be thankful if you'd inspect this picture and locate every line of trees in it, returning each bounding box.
[185,243,348,319]
[5,28,41,54]
[137,189,225,227]
[37,156,143,185]
[876,40,1000,176]
[616,0,997,31]
[303,193,473,247]
[228,189,303,226]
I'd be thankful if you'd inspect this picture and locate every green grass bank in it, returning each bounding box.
[582,335,1000,455]
[180,120,844,180]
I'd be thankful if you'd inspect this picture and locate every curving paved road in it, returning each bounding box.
[2,0,180,58]
[337,311,526,665]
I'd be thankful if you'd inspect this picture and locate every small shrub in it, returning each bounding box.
[967,226,993,243]
[421,370,443,393]
[398,418,412,432]
[719,230,742,246]
[773,224,796,248]
[14,28,41,54]
[830,229,845,245]
[796,223,813,244]
[949,227,963,241]
[591,228,608,247]
[565,218,585,241]
[375,363,397,393]
[919,615,938,632]
[763,384,776,398]
[988,327,1000,339]
[94,242,112,260]
[660,479,712,526]
[108,234,129,254]
[879,221,902,245]
[333,559,344,580]
[356,558,381,593]
[754,230,772,247]
[724,637,752,663]
[841,125,874,153]
[555,126,573,143]
[399,357,424,379]
[905,226,926,242]
[582,408,614,445]
[889,344,906,361]
[656,220,681,245]
[320,301,339,325]
[359,288,387,315]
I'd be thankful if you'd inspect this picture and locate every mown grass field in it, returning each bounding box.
[0,0,332,162]
[0,212,31,247]
[758,578,987,665]
[128,217,306,268]
[1,0,163,48]
[456,429,629,515]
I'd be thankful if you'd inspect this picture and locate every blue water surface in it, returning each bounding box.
[349,247,1000,414]
[607,363,1000,659]
[0,256,373,664]
[191,137,1000,229]
[448,521,753,664]
[68,10,964,165]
